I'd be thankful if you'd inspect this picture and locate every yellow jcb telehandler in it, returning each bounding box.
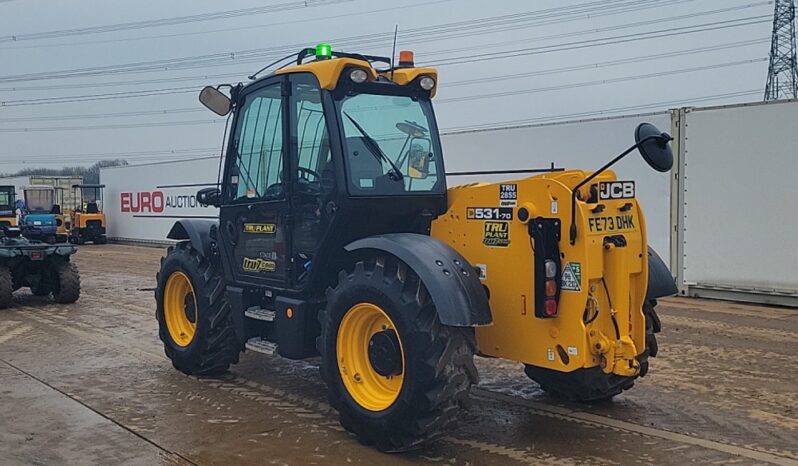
[155,44,676,452]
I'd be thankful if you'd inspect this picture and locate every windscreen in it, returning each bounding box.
[337,93,443,195]
[25,189,54,212]
[0,190,12,211]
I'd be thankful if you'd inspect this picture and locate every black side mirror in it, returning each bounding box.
[197,187,222,207]
[635,123,673,172]
[199,86,231,116]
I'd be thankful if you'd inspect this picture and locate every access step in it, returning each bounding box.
[245,337,278,356]
[244,306,276,322]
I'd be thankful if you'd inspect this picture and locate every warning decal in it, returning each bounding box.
[561,262,582,291]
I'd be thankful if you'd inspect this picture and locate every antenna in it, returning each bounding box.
[764,0,798,100]
[390,25,399,80]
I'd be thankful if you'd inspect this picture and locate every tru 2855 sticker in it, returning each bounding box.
[499,184,517,207]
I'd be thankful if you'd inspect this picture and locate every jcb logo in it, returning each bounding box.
[599,181,635,200]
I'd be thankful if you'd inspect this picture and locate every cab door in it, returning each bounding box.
[219,77,292,288]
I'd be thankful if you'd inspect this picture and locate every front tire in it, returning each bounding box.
[319,257,477,452]
[155,242,242,376]
[524,299,661,402]
[52,262,80,304]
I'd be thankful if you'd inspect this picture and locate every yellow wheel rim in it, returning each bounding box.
[336,303,405,412]
[163,271,197,347]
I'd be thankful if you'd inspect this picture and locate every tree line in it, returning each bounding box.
[0,160,128,184]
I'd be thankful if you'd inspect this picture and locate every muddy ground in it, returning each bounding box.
[0,244,796,466]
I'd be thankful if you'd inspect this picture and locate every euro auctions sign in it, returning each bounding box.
[120,190,215,214]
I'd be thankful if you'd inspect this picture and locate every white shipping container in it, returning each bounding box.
[674,99,798,305]
[101,157,220,242]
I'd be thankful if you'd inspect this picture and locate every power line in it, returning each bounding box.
[0,38,770,123]
[0,0,696,83]
[443,38,769,87]
[0,119,223,133]
[438,58,767,104]
[0,17,772,107]
[418,1,772,60]
[1,58,765,132]
[431,15,772,66]
[0,107,204,123]
[0,0,451,51]
[0,89,763,164]
[443,89,763,133]
[0,0,351,43]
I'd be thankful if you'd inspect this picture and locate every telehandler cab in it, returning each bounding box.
[156,44,677,451]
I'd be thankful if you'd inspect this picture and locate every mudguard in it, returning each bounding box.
[345,233,492,327]
[646,246,677,300]
[167,219,219,258]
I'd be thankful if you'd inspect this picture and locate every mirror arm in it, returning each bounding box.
[568,134,661,245]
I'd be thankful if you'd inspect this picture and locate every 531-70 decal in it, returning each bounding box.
[467,207,513,221]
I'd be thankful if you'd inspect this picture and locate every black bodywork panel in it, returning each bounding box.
[529,218,562,318]
[646,246,677,300]
[344,233,492,327]
[166,219,218,259]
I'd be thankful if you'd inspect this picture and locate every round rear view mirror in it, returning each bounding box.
[635,122,674,172]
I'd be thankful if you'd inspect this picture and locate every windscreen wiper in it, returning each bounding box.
[343,112,403,181]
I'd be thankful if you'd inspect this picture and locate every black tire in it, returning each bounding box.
[525,299,661,402]
[32,284,51,296]
[319,257,477,452]
[155,241,242,376]
[52,262,80,304]
[0,265,12,309]
[94,235,108,245]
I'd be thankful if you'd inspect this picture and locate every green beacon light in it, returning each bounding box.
[315,43,332,60]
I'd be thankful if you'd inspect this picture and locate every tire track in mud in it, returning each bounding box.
[24,245,794,465]
[661,314,795,343]
[5,302,591,466]
[472,390,798,466]
[0,320,32,344]
[7,299,795,466]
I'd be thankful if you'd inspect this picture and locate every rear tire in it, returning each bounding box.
[155,241,242,376]
[525,299,661,402]
[52,262,80,304]
[319,257,477,452]
[95,235,108,245]
[0,266,12,309]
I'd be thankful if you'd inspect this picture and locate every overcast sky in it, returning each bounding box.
[0,0,776,173]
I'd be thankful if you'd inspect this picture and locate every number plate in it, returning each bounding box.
[587,215,636,234]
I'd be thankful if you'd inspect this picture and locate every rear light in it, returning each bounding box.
[545,278,557,297]
[544,298,558,316]
[531,220,562,319]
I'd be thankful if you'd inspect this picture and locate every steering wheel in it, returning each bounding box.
[396,120,428,137]
[298,166,321,182]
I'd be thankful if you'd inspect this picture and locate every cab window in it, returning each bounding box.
[337,92,442,195]
[228,84,284,202]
